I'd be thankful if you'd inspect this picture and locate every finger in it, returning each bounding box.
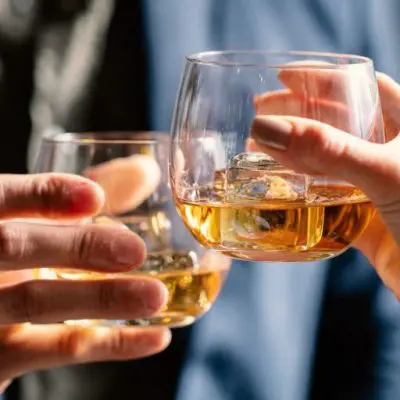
[278,63,350,101]
[275,62,383,142]
[377,72,400,140]
[250,115,400,207]
[354,213,400,297]
[0,324,171,381]
[0,379,11,394]
[0,174,104,220]
[85,155,161,215]
[254,89,350,132]
[0,222,146,272]
[0,277,167,324]
[354,213,398,267]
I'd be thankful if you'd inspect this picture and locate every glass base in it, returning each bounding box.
[64,312,197,329]
[222,247,348,262]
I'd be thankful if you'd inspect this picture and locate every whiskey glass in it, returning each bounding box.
[33,131,230,327]
[170,51,384,262]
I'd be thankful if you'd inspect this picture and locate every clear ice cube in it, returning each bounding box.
[225,152,308,202]
[140,250,198,273]
[229,152,280,170]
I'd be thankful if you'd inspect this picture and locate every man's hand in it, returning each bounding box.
[0,173,170,392]
[251,67,400,297]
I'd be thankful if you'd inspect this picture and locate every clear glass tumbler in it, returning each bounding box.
[33,131,230,327]
[169,51,384,262]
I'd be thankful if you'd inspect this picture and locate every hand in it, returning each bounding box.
[85,154,162,215]
[250,68,400,296]
[0,173,170,393]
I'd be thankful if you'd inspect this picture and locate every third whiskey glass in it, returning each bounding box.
[170,51,384,262]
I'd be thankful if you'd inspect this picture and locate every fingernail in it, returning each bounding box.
[251,116,292,150]
[114,236,146,268]
[139,280,169,314]
[0,380,12,394]
[110,231,147,268]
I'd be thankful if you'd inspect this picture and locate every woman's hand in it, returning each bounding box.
[0,173,170,393]
[250,69,400,297]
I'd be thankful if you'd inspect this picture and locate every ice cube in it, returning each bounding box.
[225,152,308,202]
[228,152,280,170]
[140,250,198,273]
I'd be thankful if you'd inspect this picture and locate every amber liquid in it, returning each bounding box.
[38,250,227,328]
[135,266,225,327]
[176,182,375,262]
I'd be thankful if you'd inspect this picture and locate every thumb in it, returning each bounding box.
[250,115,400,207]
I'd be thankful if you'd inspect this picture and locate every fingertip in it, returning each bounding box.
[142,278,169,315]
[111,326,172,360]
[276,67,292,83]
[0,380,12,394]
[134,327,172,355]
[67,179,105,216]
[121,277,168,317]
[23,173,107,219]
[253,93,263,112]
[106,228,147,271]
[158,327,172,349]
[132,231,147,268]
[377,72,400,106]
[376,71,396,85]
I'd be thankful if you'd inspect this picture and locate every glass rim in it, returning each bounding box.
[185,50,372,68]
[41,130,170,145]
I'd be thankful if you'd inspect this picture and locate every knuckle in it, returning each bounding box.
[109,328,132,357]
[71,228,98,266]
[0,223,25,262]
[300,124,343,169]
[7,281,47,322]
[31,175,68,210]
[56,328,90,360]
[304,124,329,151]
[57,328,131,361]
[311,128,330,156]
[97,280,121,311]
